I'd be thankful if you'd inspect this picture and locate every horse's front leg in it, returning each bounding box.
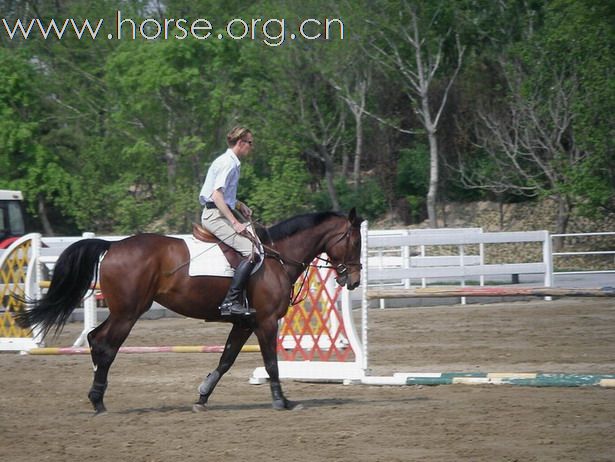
[255,318,303,411]
[193,321,253,412]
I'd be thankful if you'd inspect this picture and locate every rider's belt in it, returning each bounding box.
[204,202,233,210]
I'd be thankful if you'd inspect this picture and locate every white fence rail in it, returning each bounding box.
[366,227,553,307]
[367,227,484,307]
[2,227,612,351]
[551,232,615,276]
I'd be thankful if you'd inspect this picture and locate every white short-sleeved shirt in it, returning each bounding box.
[199,148,241,208]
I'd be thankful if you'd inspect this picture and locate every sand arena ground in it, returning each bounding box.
[1,298,614,461]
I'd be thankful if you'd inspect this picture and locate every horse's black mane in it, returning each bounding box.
[257,211,346,243]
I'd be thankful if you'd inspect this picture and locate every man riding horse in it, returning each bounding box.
[14,124,364,413]
[199,126,258,317]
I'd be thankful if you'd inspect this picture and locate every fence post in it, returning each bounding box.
[403,230,410,290]
[31,233,44,346]
[360,220,369,373]
[544,231,553,302]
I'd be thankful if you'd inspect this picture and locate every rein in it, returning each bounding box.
[256,219,362,306]
[166,215,361,307]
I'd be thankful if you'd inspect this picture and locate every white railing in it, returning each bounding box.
[365,227,553,307]
[367,228,483,307]
[6,227,612,353]
[551,232,615,276]
[358,223,554,373]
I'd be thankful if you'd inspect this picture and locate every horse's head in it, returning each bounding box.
[325,208,363,290]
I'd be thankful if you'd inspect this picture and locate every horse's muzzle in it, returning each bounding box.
[336,274,360,290]
[335,264,360,290]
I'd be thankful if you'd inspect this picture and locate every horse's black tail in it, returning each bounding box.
[15,239,111,339]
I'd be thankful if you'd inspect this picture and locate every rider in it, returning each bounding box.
[199,126,257,317]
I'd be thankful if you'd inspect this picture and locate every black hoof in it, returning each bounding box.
[88,395,107,414]
[192,403,208,413]
[88,382,108,415]
[91,402,107,415]
[272,399,304,411]
[192,395,209,413]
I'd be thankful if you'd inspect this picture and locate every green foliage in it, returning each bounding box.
[396,145,429,197]
[405,195,425,223]
[1,0,612,235]
[0,49,38,181]
[0,47,77,230]
[518,0,615,214]
[311,177,387,221]
[244,153,311,224]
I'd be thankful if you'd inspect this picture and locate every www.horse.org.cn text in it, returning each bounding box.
[1,11,345,47]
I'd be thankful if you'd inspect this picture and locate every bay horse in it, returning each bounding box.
[17,209,363,414]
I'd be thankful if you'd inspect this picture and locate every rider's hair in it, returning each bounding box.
[226,126,252,147]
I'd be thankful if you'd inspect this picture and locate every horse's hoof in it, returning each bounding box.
[272,399,304,411]
[93,406,107,416]
[192,403,208,413]
[288,401,304,411]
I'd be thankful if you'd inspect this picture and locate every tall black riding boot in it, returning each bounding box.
[219,258,257,317]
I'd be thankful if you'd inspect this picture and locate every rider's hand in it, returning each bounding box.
[238,202,252,218]
[232,221,248,234]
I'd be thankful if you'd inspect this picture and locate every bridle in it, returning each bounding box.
[263,221,361,272]
[259,220,362,305]
[319,223,363,279]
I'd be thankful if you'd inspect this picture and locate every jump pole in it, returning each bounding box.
[359,285,615,387]
[361,372,615,388]
[27,345,260,355]
[366,286,615,300]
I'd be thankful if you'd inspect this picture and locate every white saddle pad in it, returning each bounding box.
[183,237,234,277]
[182,236,264,277]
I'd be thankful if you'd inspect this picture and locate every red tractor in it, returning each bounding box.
[0,190,26,249]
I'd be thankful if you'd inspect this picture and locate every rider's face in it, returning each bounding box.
[236,135,253,158]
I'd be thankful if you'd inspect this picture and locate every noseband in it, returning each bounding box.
[322,223,363,277]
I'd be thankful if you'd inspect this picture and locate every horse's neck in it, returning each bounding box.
[274,223,336,279]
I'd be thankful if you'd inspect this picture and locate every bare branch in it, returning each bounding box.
[459,56,580,202]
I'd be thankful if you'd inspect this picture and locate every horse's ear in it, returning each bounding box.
[348,207,361,226]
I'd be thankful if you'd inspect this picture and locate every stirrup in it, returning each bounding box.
[219,301,256,317]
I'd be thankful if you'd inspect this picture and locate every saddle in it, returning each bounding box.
[192,223,242,269]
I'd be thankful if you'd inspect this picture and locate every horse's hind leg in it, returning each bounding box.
[87,315,138,414]
[193,321,253,411]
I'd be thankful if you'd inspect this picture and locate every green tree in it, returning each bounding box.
[541,0,615,216]
[457,0,614,241]
[369,0,465,227]
[0,48,77,234]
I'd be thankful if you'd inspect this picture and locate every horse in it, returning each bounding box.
[16,209,363,414]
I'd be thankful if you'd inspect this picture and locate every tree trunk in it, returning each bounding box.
[498,194,505,230]
[165,146,176,194]
[353,112,363,191]
[553,194,571,251]
[341,147,349,178]
[37,195,54,236]
[321,147,340,211]
[371,5,463,229]
[426,129,439,228]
